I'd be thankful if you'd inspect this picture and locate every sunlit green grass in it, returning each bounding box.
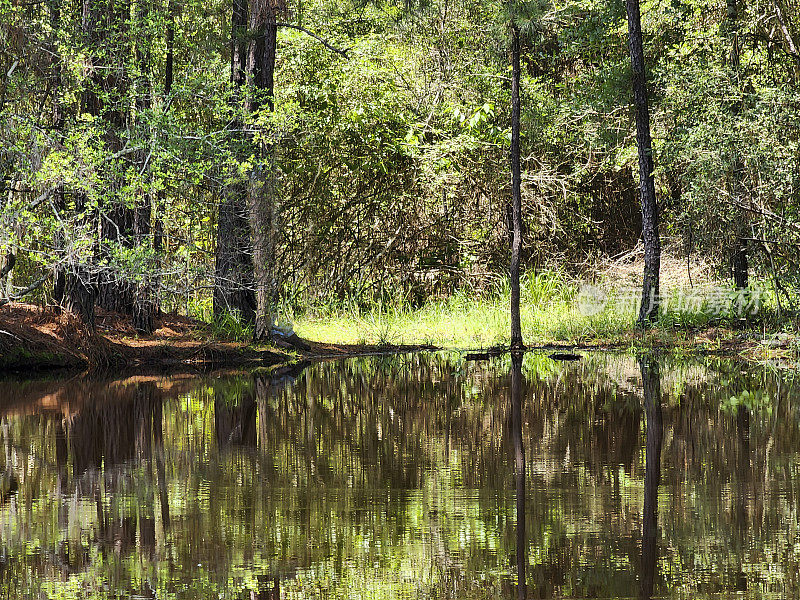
[293,271,637,348]
[293,271,794,349]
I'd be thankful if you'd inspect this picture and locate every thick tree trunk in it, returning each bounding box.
[132,202,155,333]
[60,0,109,327]
[625,0,661,325]
[63,268,96,328]
[150,0,175,324]
[509,20,524,351]
[214,0,256,325]
[95,0,137,317]
[246,2,279,341]
[215,189,256,324]
[510,354,526,600]
[97,204,135,313]
[639,355,662,600]
[165,0,175,95]
[247,162,277,340]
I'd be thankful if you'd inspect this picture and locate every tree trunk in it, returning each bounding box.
[97,204,136,314]
[625,0,661,325]
[509,18,524,351]
[60,0,109,327]
[246,1,280,341]
[165,0,175,96]
[131,0,155,334]
[95,0,137,317]
[639,355,662,600]
[151,0,175,323]
[49,0,68,308]
[63,267,96,328]
[214,0,256,326]
[732,230,749,289]
[728,0,749,291]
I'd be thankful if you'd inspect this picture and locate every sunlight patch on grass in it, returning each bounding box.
[293,271,637,348]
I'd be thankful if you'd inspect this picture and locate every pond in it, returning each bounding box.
[0,352,797,599]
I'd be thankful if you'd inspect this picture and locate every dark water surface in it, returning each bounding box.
[0,352,798,599]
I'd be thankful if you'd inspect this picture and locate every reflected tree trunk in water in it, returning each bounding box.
[215,387,257,448]
[137,384,160,553]
[154,396,170,531]
[511,354,526,600]
[640,356,662,600]
[734,405,751,559]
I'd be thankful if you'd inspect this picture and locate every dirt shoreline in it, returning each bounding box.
[0,303,437,374]
[1,302,796,374]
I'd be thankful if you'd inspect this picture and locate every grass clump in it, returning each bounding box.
[211,310,254,342]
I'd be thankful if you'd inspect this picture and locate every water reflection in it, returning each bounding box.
[0,353,798,598]
[511,353,526,600]
[639,355,662,600]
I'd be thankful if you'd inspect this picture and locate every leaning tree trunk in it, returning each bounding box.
[246,0,280,341]
[214,0,256,326]
[509,17,525,351]
[625,0,661,325]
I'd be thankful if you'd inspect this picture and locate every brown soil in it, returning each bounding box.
[0,303,437,373]
[0,303,289,372]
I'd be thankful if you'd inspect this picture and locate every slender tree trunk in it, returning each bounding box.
[165,0,175,96]
[511,354,526,600]
[728,0,749,291]
[132,0,155,334]
[509,17,524,351]
[49,0,67,307]
[625,0,661,325]
[639,355,662,600]
[151,0,174,322]
[247,0,279,341]
[214,0,256,326]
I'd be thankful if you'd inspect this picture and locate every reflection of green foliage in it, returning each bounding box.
[0,353,799,598]
[721,389,771,416]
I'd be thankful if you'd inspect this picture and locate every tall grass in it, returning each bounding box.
[292,270,636,347]
[292,269,795,348]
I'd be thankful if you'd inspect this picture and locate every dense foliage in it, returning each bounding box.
[1,0,799,326]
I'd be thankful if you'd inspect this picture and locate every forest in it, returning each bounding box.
[2,0,799,355]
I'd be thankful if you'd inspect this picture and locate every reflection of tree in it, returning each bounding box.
[639,355,662,600]
[2,355,800,598]
[511,354,526,600]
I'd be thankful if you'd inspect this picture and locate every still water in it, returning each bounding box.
[0,352,798,599]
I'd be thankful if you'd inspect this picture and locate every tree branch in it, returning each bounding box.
[0,275,47,307]
[276,23,350,58]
